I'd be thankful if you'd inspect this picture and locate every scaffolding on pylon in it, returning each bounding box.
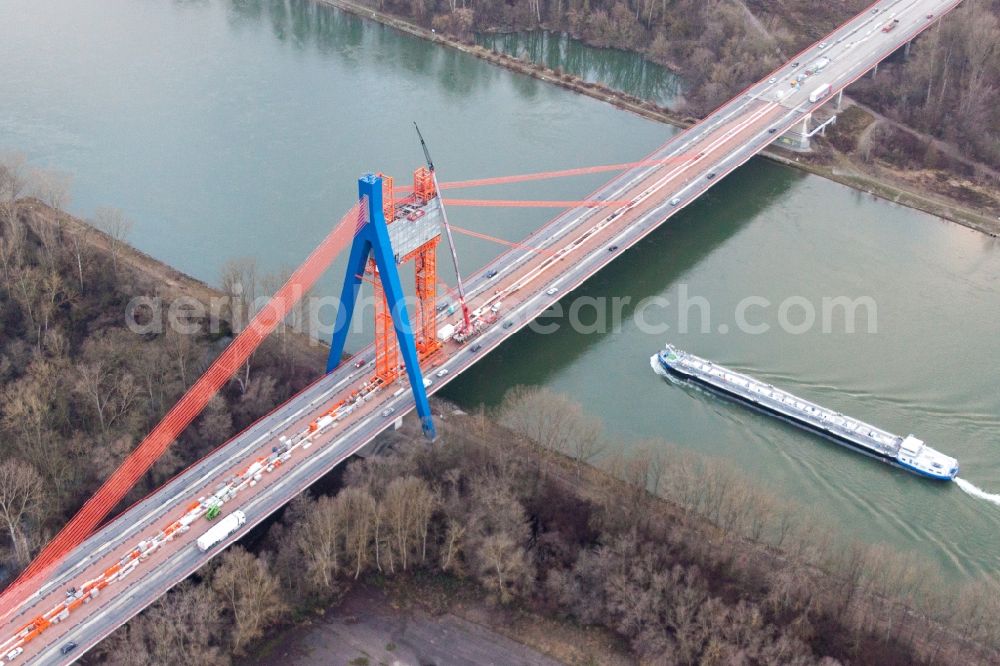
[368,258,401,384]
[413,166,435,203]
[379,172,395,222]
[362,166,444,386]
[404,236,442,357]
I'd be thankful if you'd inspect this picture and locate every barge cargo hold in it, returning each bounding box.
[651,344,958,480]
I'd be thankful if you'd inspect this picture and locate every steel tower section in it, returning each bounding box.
[326,173,436,440]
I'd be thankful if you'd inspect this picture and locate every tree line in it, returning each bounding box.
[91,386,1000,665]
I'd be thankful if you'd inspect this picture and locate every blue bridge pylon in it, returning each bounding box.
[326,173,436,440]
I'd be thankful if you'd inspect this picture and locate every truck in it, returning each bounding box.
[808,83,832,103]
[809,57,830,73]
[882,18,900,32]
[436,323,456,342]
[196,509,245,552]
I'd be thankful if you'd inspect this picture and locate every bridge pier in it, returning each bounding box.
[872,62,878,79]
[835,89,844,112]
[904,40,911,59]
[777,106,840,151]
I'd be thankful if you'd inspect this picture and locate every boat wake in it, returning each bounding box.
[650,354,684,386]
[955,478,1000,508]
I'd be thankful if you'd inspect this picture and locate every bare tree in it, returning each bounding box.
[28,169,73,264]
[474,532,532,604]
[164,324,200,389]
[211,547,286,654]
[220,257,260,393]
[0,154,30,285]
[0,153,29,229]
[30,168,72,211]
[334,485,374,579]
[8,263,42,342]
[99,581,226,666]
[67,222,92,289]
[2,360,71,484]
[75,359,139,434]
[381,475,437,572]
[197,395,233,450]
[37,268,71,342]
[463,477,534,603]
[0,459,44,565]
[293,495,342,592]
[440,517,466,573]
[498,385,603,464]
[92,206,133,274]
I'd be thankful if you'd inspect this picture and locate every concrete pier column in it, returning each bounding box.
[904,41,911,59]
[797,113,812,150]
[872,62,878,78]
[835,89,844,111]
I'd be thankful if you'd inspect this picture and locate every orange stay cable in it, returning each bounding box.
[448,224,556,257]
[395,153,695,192]
[443,198,631,208]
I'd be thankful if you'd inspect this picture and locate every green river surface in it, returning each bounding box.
[2,0,999,582]
[476,30,684,107]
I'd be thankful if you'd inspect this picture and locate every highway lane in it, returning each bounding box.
[0,0,965,662]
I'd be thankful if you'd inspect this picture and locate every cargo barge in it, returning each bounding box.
[651,344,958,480]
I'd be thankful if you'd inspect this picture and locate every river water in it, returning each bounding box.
[2,0,998,582]
[476,30,684,107]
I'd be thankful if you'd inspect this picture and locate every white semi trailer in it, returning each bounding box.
[808,83,832,103]
[196,510,246,552]
[436,323,456,341]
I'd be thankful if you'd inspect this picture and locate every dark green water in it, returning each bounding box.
[476,30,684,107]
[2,0,999,582]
